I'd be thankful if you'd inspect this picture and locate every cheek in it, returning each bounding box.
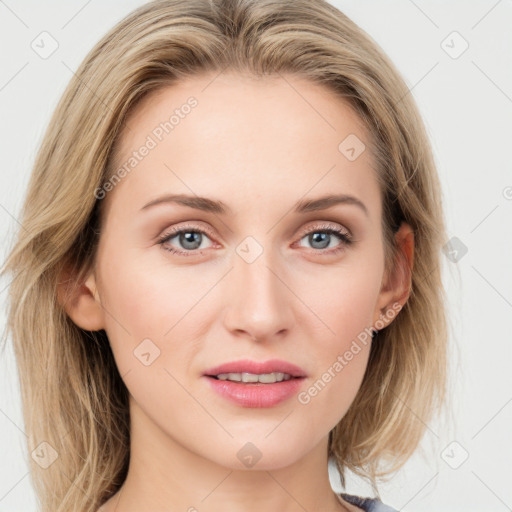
[303,259,382,352]
[99,245,193,333]
[96,246,215,373]
[297,288,375,435]
[295,253,382,408]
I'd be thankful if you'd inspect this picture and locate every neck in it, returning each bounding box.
[99,396,348,512]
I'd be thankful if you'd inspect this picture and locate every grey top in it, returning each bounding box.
[339,492,398,512]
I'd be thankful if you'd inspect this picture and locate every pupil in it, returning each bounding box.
[310,232,329,249]
[181,231,201,250]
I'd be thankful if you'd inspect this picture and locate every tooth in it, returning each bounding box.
[214,372,294,383]
[241,372,259,383]
[258,373,277,383]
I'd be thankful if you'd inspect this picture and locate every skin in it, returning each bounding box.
[60,71,413,512]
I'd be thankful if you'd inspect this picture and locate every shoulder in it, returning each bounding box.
[338,492,399,512]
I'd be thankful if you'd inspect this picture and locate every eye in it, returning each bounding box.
[296,222,352,255]
[157,221,353,258]
[157,224,215,256]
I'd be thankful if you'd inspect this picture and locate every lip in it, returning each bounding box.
[202,359,307,408]
[203,375,305,408]
[203,358,307,378]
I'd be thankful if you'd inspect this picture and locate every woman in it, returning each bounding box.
[1,1,448,511]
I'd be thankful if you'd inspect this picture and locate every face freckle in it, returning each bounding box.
[93,71,389,474]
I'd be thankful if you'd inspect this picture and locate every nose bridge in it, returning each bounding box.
[223,239,293,340]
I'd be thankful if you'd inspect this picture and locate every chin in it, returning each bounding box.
[204,437,312,472]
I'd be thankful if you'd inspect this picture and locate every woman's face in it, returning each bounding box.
[83,72,405,470]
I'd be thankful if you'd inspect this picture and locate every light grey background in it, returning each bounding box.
[0,1,511,511]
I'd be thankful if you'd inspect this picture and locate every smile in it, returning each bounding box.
[213,372,294,383]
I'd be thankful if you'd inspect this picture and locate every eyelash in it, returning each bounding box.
[156,222,353,257]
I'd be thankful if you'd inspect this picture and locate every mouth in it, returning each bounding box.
[203,358,307,380]
[202,359,307,408]
[206,372,300,384]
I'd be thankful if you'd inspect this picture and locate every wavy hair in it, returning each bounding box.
[1,0,450,510]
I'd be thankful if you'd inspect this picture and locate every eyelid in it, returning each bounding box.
[158,220,350,242]
[157,219,353,255]
[157,221,217,242]
[297,221,351,239]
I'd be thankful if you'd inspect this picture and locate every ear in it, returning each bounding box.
[56,264,105,331]
[372,222,414,329]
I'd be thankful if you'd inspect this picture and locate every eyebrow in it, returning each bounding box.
[140,193,368,216]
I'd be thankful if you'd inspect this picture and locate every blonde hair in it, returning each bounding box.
[1,0,450,510]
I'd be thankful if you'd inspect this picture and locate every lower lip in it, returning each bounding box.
[203,376,305,408]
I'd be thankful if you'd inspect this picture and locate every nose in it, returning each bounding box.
[222,247,295,343]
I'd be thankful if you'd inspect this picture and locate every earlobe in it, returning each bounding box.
[373,222,415,329]
[56,267,105,331]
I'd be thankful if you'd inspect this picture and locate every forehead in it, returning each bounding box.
[104,72,380,221]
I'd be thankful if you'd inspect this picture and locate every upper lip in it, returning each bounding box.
[204,359,307,378]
